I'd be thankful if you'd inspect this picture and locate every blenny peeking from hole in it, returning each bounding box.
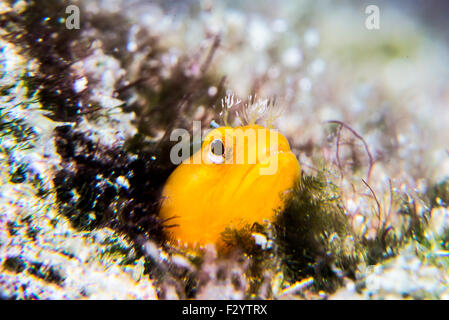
[159,97,301,247]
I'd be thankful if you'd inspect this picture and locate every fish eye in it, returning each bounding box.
[210,139,224,156]
[207,139,225,164]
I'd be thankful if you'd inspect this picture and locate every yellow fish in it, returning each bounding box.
[159,124,300,246]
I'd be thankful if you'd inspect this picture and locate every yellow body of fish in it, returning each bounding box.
[159,124,300,246]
